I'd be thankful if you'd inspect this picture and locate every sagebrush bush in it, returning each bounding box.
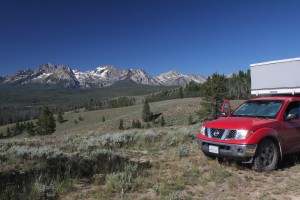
[168,191,183,200]
[106,164,138,194]
[30,181,58,200]
[177,145,190,157]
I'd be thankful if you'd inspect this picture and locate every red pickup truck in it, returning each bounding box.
[197,96,300,171]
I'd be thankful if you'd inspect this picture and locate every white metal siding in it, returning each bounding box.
[251,58,300,95]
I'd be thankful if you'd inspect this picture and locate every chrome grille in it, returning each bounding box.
[206,128,237,140]
[210,128,225,139]
[226,130,236,139]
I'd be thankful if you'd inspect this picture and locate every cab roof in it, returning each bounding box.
[250,96,300,102]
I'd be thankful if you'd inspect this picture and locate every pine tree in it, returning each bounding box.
[102,116,105,122]
[57,109,64,123]
[15,122,21,135]
[21,122,25,133]
[27,121,34,135]
[188,115,193,125]
[36,107,56,135]
[160,115,166,127]
[78,115,84,121]
[135,120,142,128]
[198,73,228,121]
[178,87,184,98]
[131,119,136,129]
[6,127,11,137]
[142,99,151,122]
[146,122,151,129]
[119,119,124,130]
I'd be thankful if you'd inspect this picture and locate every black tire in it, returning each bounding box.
[253,139,279,172]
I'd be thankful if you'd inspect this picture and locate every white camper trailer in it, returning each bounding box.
[251,57,300,95]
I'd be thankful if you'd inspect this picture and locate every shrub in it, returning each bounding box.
[168,191,183,200]
[146,122,151,129]
[93,173,106,185]
[161,133,178,148]
[178,145,190,157]
[106,164,137,194]
[118,119,124,130]
[29,180,58,200]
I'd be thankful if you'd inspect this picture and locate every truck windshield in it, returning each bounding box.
[231,100,283,119]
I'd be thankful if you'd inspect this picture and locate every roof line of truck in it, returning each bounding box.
[250,57,300,67]
[250,96,300,101]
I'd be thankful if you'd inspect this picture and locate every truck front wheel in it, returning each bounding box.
[253,139,279,172]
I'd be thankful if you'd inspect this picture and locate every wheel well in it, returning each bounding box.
[259,136,283,160]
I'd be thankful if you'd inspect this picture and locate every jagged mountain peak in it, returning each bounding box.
[94,65,118,72]
[155,70,206,86]
[167,70,180,74]
[1,64,206,88]
[37,63,56,70]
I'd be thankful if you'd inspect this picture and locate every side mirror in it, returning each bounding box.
[219,112,228,117]
[286,113,298,121]
[221,100,231,117]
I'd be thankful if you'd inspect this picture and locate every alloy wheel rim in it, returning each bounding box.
[260,146,274,167]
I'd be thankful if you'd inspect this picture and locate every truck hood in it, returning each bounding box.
[203,117,278,131]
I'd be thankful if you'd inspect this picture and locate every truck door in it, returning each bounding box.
[221,100,231,117]
[281,101,300,153]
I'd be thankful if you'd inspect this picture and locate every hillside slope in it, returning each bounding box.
[54,97,202,135]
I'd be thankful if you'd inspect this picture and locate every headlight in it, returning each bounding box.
[200,126,206,135]
[235,130,253,140]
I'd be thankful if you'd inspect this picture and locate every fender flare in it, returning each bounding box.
[247,127,283,160]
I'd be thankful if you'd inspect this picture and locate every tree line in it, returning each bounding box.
[1,107,57,138]
[147,70,251,103]
[83,96,136,111]
[0,96,136,126]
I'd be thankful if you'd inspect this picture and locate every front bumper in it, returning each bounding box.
[197,138,257,161]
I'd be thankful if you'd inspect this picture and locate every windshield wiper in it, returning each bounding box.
[256,116,274,119]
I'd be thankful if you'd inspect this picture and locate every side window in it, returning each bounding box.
[285,101,300,120]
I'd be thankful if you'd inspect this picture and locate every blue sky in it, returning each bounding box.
[1,0,300,77]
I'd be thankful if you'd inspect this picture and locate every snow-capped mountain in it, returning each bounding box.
[1,63,206,88]
[2,63,80,88]
[154,70,206,86]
